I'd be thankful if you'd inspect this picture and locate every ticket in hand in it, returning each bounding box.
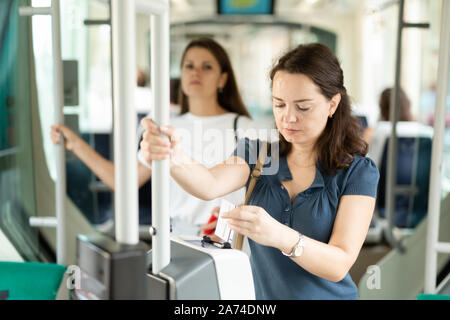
[215,199,236,243]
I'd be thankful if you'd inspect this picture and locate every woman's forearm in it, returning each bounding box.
[71,138,116,189]
[169,150,220,201]
[295,237,354,283]
[138,120,246,200]
[137,162,152,187]
[277,228,354,283]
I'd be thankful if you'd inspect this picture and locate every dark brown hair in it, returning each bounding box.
[178,38,250,117]
[137,69,147,87]
[170,78,180,104]
[270,43,368,175]
[379,87,413,121]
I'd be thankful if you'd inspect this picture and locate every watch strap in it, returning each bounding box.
[282,232,304,258]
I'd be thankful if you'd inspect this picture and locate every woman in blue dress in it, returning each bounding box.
[140,43,380,299]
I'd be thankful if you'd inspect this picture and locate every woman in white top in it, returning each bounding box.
[51,38,256,235]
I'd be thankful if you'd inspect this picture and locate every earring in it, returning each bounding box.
[329,114,333,119]
[218,87,223,94]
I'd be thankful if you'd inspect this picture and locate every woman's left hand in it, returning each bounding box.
[221,205,286,248]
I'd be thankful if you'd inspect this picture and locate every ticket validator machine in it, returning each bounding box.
[74,0,255,300]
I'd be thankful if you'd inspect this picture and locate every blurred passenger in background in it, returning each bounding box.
[135,68,152,119]
[136,68,147,87]
[366,87,432,167]
[378,87,413,122]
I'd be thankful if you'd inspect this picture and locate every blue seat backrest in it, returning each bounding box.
[356,115,368,131]
[377,136,432,228]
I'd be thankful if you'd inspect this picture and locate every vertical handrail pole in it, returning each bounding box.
[111,0,139,245]
[424,0,450,294]
[52,0,66,265]
[150,0,171,275]
[19,1,66,264]
[385,0,405,252]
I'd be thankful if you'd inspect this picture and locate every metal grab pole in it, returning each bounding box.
[111,0,139,245]
[52,0,66,265]
[150,2,171,275]
[18,7,51,15]
[19,0,66,265]
[424,0,450,294]
[385,0,405,253]
[384,0,429,252]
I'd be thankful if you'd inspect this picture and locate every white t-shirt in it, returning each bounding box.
[138,112,259,235]
[367,121,434,167]
[135,87,152,114]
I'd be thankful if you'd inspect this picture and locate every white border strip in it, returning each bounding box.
[424,0,450,294]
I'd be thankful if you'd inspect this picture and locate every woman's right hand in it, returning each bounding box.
[50,124,78,151]
[140,118,182,165]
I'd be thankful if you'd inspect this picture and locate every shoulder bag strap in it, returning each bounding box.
[233,114,240,144]
[233,141,268,250]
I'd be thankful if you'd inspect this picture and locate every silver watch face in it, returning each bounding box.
[293,245,303,257]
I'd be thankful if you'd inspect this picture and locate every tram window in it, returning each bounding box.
[63,60,79,106]
[0,0,14,152]
[31,0,114,226]
[31,0,50,7]
[1,0,41,261]
[0,91,14,151]
[60,0,113,225]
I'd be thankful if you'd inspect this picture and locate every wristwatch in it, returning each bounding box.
[282,232,305,258]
